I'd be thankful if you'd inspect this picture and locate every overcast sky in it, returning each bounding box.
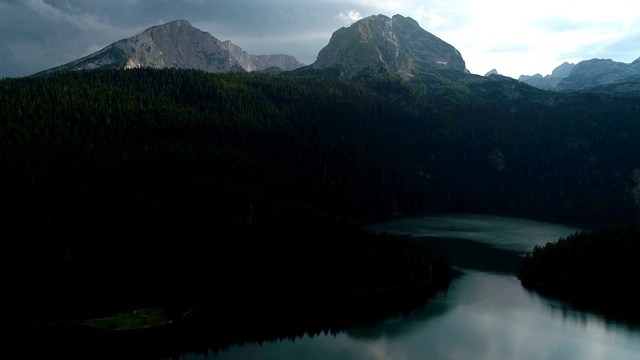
[2,0,639,79]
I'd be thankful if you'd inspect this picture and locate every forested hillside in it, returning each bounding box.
[517,222,640,321]
[1,68,639,318]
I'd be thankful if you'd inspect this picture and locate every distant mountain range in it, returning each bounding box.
[35,15,640,95]
[515,62,575,91]
[36,14,469,80]
[34,20,304,76]
[496,57,640,93]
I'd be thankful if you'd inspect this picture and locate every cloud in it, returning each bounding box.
[23,0,130,36]
[605,33,640,63]
[1,0,640,79]
[410,6,450,30]
[337,10,363,24]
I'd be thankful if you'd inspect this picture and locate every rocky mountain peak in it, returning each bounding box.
[518,62,575,91]
[311,14,467,77]
[550,62,575,78]
[484,69,499,76]
[161,19,192,28]
[518,56,640,92]
[555,58,640,91]
[34,20,304,76]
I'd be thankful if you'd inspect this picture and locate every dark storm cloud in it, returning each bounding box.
[0,0,378,77]
[0,0,144,77]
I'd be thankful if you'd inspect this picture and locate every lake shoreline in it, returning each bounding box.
[1,274,456,332]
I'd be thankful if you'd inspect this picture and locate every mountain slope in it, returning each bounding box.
[518,62,575,90]
[518,57,640,93]
[34,20,304,76]
[311,14,467,78]
[555,58,640,91]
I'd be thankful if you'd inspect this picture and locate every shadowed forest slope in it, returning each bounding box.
[1,68,639,317]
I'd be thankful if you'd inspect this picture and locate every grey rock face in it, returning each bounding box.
[518,62,575,91]
[35,20,304,75]
[312,14,468,76]
[550,62,575,78]
[556,58,640,91]
[519,57,640,93]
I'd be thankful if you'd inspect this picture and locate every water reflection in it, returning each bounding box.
[8,213,640,360]
[346,298,452,341]
[524,286,640,332]
[192,213,640,360]
[182,269,640,360]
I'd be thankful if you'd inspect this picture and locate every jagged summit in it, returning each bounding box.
[311,14,468,77]
[34,20,304,76]
[555,58,640,91]
[518,62,575,91]
[161,19,192,27]
[519,57,640,92]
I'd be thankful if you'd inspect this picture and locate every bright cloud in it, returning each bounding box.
[337,10,364,24]
[399,0,640,77]
[410,6,450,30]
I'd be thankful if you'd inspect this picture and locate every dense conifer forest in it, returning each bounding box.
[517,222,640,321]
[1,68,639,319]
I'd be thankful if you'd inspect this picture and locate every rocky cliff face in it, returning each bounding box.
[35,20,304,75]
[311,14,468,77]
[220,40,305,72]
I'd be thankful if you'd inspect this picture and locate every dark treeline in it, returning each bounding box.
[517,222,640,322]
[3,287,447,360]
[1,68,640,318]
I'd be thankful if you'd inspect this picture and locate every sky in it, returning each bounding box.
[1,0,640,79]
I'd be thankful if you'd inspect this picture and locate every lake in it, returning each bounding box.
[174,213,640,360]
[6,213,640,359]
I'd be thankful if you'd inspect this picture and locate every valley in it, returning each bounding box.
[1,12,640,359]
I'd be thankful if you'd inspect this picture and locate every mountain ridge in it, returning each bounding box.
[517,58,640,93]
[555,58,640,91]
[33,16,640,96]
[34,19,304,76]
[517,62,575,91]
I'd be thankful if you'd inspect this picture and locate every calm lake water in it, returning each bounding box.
[175,213,640,360]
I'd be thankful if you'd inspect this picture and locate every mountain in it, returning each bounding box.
[310,14,468,78]
[518,62,575,90]
[34,20,304,76]
[519,57,640,93]
[550,61,575,78]
[484,69,499,76]
[555,58,640,91]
